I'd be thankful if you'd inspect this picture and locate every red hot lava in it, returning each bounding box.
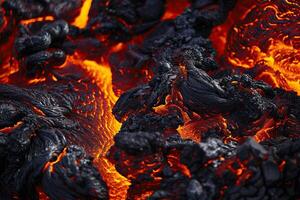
[211,0,300,94]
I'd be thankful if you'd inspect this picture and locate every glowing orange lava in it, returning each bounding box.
[72,0,93,29]
[253,118,274,142]
[20,16,54,25]
[65,56,130,200]
[28,77,46,85]
[0,61,19,83]
[52,0,130,198]
[43,148,67,173]
[212,0,300,94]
[0,121,23,133]
[209,0,254,57]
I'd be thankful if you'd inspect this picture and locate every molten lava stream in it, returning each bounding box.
[72,0,93,28]
[65,57,130,199]
[82,60,130,199]
[70,2,131,198]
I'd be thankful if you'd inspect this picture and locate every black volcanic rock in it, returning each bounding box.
[114,131,164,155]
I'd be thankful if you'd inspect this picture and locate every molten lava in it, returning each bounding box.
[43,148,67,173]
[78,59,130,199]
[212,0,300,94]
[72,0,93,28]
[21,16,54,25]
[63,2,133,195]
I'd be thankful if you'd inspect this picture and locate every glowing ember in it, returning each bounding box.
[28,77,46,84]
[21,16,54,25]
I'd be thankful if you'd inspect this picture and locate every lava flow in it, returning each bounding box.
[59,1,131,198]
[73,58,130,199]
[0,0,299,200]
[212,0,300,94]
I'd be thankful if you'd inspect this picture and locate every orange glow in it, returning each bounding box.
[219,0,300,94]
[177,115,229,142]
[236,171,252,186]
[81,60,130,200]
[279,160,286,172]
[28,77,46,85]
[167,152,191,178]
[209,0,255,57]
[139,191,156,200]
[43,148,67,173]
[0,0,297,198]
[162,0,190,20]
[253,119,274,142]
[0,121,23,133]
[0,31,18,84]
[36,187,50,200]
[20,16,54,25]
[217,159,252,186]
[178,64,187,78]
[64,56,130,200]
[0,61,19,83]
[72,0,92,29]
[51,75,58,81]
[111,43,125,53]
[32,106,46,116]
